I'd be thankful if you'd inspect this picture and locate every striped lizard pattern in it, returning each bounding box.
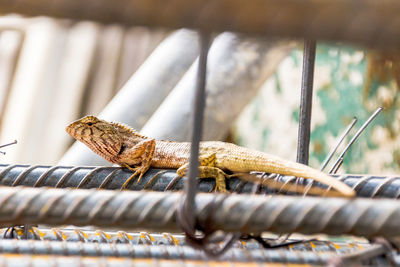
[66,116,355,197]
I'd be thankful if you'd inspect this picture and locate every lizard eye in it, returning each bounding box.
[87,122,93,126]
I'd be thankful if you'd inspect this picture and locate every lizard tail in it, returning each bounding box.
[280,163,355,197]
[227,149,356,197]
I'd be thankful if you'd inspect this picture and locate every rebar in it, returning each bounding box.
[0,254,335,267]
[0,239,334,261]
[0,187,399,237]
[3,164,400,198]
[0,227,367,253]
[297,40,316,165]
[2,0,400,47]
[0,242,392,265]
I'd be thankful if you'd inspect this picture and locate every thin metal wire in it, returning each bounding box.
[329,107,383,174]
[302,117,358,196]
[320,117,358,172]
[297,40,316,165]
[0,140,17,155]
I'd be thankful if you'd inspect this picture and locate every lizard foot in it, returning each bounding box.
[176,164,229,193]
[121,164,148,190]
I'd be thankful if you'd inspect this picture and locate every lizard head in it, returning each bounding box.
[66,115,123,162]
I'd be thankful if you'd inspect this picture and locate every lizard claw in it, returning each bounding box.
[120,164,150,190]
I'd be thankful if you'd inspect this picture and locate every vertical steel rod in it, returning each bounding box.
[297,40,316,165]
[184,33,211,232]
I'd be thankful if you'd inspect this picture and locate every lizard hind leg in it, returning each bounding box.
[176,153,229,193]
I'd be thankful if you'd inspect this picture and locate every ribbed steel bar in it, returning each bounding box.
[0,227,368,253]
[0,254,352,267]
[2,0,400,48]
[0,187,399,237]
[0,239,347,262]
[0,239,394,266]
[0,245,392,265]
[2,164,400,198]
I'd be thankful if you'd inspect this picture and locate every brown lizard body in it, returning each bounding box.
[66,116,355,197]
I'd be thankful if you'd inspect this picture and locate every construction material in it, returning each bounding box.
[1,0,400,47]
[0,187,398,237]
[1,164,400,198]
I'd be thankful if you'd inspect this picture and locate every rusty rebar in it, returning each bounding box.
[0,241,392,265]
[0,187,398,237]
[0,254,330,267]
[2,0,400,48]
[0,227,367,253]
[2,164,400,198]
[0,239,326,261]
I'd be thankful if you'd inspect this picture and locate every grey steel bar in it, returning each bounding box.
[0,227,368,253]
[0,253,367,267]
[3,164,400,198]
[184,33,210,234]
[0,239,384,264]
[296,40,316,165]
[0,187,400,237]
[2,0,400,48]
[59,29,199,166]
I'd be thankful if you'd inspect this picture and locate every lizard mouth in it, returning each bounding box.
[65,123,74,136]
[65,121,81,139]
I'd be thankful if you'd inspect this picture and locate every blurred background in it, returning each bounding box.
[0,14,399,174]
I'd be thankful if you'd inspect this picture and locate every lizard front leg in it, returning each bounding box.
[177,153,229,192]
[120,139,155,189]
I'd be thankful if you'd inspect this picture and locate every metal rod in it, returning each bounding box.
[0,254,332,267]
[297,40,316,165]
[320,118,357,171]
[0,140,17,155]
[0,252,360,266]
[328,243,388,267]
[0,239,355,261]
[0,239,386,264]
[0,140,17,149]
[2,0,400,48]
[329,107,383,174]
[0,187,399,237]
[5,164,400,198]
[0,227,368,253]
[184,33,210,234]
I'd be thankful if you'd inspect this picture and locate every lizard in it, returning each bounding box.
[66,115,355,197]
